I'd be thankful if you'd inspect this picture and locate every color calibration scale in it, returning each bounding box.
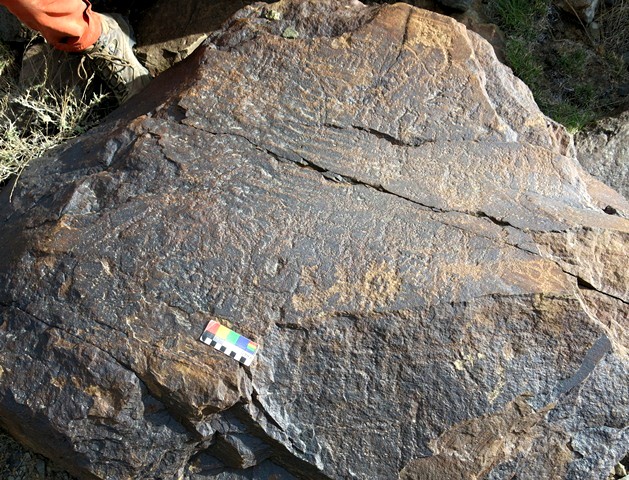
[200,320,260,366]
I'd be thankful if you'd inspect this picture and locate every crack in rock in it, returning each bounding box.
[1,1,627,478]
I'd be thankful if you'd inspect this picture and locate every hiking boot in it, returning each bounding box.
[83,13,151,103]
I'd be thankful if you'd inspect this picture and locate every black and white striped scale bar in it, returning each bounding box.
[199,320,259,366]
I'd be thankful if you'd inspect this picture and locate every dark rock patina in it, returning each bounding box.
[135,0,256,76]
[0,1,627,478]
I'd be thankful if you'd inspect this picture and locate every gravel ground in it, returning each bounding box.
[0,428,75,480]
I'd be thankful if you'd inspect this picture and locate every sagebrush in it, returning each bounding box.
[0,41,109,187]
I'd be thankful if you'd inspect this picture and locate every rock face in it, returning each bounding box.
[435,0,472,12]
[554,0,600,24]
[135,0,255,76]
[0,1,628,479]
[575,110,629,199]
[0,5,29,42]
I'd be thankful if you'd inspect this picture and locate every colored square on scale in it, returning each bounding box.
[200,320,259,367]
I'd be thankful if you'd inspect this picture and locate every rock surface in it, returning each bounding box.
[135,0,255,76]
[0,5,29,42]
[435,0,472,12]
[0,1,628,479]
[575,110,629,199]
[554,0,600,24]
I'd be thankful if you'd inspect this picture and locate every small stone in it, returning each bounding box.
[588,21,601,41]
[36,459,46,477]
[603,205,617,215]
[281,27,299,39]
[616,463,628,476]
[262,8,282,21]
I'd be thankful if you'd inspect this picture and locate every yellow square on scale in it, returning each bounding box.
[216,325,230,340]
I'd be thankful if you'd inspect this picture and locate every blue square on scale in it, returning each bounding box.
[235,335,251,351]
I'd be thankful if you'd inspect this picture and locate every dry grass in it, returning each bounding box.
[0,41,110,187]
[600,0,629,56]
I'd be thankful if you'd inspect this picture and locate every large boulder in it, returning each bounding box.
[0,1,627,478]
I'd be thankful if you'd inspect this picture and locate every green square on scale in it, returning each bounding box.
[226,331,240,344]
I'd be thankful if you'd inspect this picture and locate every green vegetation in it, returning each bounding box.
[503,37,543,89]
[489,0,550,39]
[0,41,110,187]
[484,0,626,133]
[557,46,589,76]
[543,101,596,132]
